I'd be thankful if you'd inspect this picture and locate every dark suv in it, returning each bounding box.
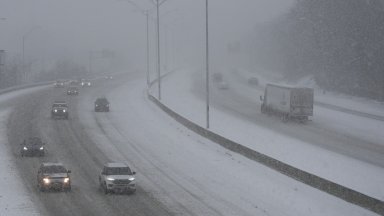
[20,137,45,157]
[37,163,71,192]
[94,97,110,112]
[51,101,68,119]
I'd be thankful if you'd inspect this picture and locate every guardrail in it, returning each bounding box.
[0,81,53,95]
[147,73,384,215]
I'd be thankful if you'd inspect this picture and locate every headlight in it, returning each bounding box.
[39,146,44,150]
[54,109,58,112]
[43,178,50,184]
[106,177,114,181]
[63,109,66,113]
[128,177,135,181]
[64,178,70,183]
[81,82,84,85]
[23,147,28,150]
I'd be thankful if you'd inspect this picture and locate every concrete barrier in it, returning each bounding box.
[147,77,384,215]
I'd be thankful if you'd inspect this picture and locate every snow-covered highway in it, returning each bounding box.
[0,71,379,215]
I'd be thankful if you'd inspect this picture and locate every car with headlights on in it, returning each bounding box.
[51,101,69,119]
[81,79,92,87]
[53,80,65,88]
[66,86,79,95]
[37,162,71,192]
[94,97,109,112]
[20,137,45,157]
[99,162,136,194]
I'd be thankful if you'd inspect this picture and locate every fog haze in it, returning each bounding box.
[0,0,294,73]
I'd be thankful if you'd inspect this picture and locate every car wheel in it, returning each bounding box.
[65,185,71,192]
[103,183,109,194]
[38,183,45,192]
[129,188,136,194]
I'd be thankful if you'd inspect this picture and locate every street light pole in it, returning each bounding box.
[146,10,150,87]
[156,0,161,100]
[205,0,210,129]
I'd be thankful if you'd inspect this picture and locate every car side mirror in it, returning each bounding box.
[67,170,71,173]
[132,171,136,175]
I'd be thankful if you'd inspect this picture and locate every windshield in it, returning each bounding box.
[42,165,67,174]
[53,104,67,108]
[26,137,42,146]
[105,167,132,175]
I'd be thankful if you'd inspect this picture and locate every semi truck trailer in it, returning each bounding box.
[260,84,314,122]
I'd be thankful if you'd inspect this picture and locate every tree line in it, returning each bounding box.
[252,0,384,100]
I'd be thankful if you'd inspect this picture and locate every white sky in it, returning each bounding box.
[0,0,294,70]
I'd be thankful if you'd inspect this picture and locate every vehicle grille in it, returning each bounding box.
[113,179,131,184]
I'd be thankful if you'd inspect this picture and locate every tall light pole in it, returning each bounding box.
[145,10,150,87]
[22,26,41,83]
[156,0,161,100]
[121,0,153,87]
[205,0,210,129]
[152,0,170,100]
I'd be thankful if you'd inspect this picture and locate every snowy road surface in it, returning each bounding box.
[151,69,384,202]
[0,71,378,215]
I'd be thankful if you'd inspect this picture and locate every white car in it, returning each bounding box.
[99,162,136,194]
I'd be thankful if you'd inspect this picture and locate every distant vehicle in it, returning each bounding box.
[69,80,79,86]
[54,80,65,88]
[104,75,113,80]
[99,162,136,194]
[20,137,45,157]
[81,79,91,87]
[260,84,314,122]
[212,72,223,82]
[218,81,229,90]
[51,101,69,119]
[67,86,79,95]
[248,77,259,86]
[37,162,71,192]
[94,97,110,112]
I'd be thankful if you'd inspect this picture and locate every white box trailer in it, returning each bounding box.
[261,84,314,122]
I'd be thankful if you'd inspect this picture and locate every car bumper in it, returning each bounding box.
[21,150,44,156]
[43,182,71,191]
[95,107,109,112]
[52,112,68,117]
[107,184,136,193]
